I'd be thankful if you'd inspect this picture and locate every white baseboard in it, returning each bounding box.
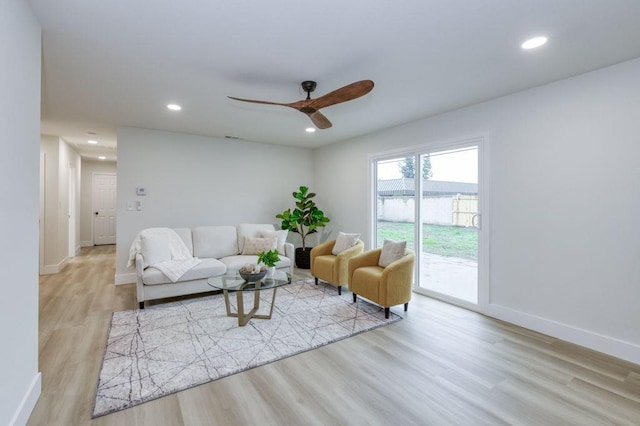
[115,272,136,285]
[10,372,41,426]
[486,304,640,365]
[80,240,93,247]
[40,257,69,275]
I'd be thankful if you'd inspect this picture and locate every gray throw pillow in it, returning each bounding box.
[378,239,406,267]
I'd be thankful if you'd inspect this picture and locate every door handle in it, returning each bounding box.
[472,214,481,230]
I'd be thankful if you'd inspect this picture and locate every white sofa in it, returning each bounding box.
[135,224,294,308]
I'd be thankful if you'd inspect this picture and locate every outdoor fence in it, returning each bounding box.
[377,195,478,226]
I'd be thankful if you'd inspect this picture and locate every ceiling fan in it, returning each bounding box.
[228,80,374,129]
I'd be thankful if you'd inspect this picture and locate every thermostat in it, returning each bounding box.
[136,187,147,196]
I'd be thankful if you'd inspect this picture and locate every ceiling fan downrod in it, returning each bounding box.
[301,80,317,100]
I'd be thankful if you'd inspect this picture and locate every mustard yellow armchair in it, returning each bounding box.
[310,239,365,295]
[348,248,416,318]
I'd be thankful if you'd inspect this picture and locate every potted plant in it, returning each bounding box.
[276,186,330,269]
[257,249,280,277]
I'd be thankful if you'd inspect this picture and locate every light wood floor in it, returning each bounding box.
[29,245,640,425]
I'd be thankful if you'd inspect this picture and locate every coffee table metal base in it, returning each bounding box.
[222,286,278,326]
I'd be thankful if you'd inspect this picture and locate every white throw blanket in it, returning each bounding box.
[128,228,201,282]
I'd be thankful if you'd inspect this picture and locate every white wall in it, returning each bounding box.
[115,127,314,283]
[314,58,640,364]
[40,136,81,273]
[80,160,117,246]
[0,0,42,424]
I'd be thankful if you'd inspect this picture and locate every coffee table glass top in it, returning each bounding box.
[207,270,291,292]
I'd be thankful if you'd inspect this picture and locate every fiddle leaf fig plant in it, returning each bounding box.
[276,186,330,249]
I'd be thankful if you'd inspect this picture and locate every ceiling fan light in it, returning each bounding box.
[167,104,181,111]
[521,36,548,50]
[305,127,316,133]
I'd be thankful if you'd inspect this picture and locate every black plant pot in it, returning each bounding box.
[295,247,312,269]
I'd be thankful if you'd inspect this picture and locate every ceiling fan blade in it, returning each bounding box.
[307,80,374,110]
[307,111,332,129]
[227,96,290,107]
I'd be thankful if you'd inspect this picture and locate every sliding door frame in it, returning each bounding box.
[368,135,490,313]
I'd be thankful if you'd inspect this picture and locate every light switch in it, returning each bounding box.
[136,201,142,211]
[127,201,134,211]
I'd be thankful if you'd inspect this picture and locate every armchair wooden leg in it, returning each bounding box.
[139,301,144,310]
[314,277,318,285]
[352,293,357,303]
[338,285,342,295]
[404,302,408,312]
[384,307,390,319]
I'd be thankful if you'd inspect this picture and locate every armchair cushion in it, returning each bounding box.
[332,232,360,255]
[378,239,407,267]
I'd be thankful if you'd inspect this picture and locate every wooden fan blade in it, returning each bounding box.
[307,80,374,110]
[227,96,290,107]
[307,111,332,129]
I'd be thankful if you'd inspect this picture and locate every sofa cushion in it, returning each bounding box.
[140,231,171,267]
[241,236,277,255]
[192,226,238,258]
[260,229,288,255]
[219,255,292,273]
[142,258,227,285]
[237,223,275,253]
[172,228,193,256]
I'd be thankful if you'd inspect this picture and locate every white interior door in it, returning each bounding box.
[93,173,117,245]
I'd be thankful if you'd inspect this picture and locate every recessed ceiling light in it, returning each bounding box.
[521,36,548,50]
[88,140,98,144]
[98,156,106,160]
[167,104,182,111]
[305,127,316,133]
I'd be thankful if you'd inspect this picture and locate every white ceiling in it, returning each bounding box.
[28,0,640,161]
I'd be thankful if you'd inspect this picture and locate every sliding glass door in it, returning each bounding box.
[418,147,478,304]
[375,157,415,250]
[373,139,484,308]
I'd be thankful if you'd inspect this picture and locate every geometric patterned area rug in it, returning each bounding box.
[92,279,401,417]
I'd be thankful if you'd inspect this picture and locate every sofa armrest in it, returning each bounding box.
[333,240,365,285]
[381,250,416,305]
[135,253,145,303]
[311,239,335,258]
[284,242,295,275]
[336,240,364,260]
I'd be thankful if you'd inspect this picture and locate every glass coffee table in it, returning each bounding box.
[207,270,292,326]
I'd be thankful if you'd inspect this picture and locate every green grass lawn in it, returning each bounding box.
[377,221,477,260]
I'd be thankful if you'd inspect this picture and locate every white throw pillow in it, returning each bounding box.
[378,239,407,267]
[332,232,360,255]
[241,236,277,255]
[260,229,288,255]
[141,232,171,267]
